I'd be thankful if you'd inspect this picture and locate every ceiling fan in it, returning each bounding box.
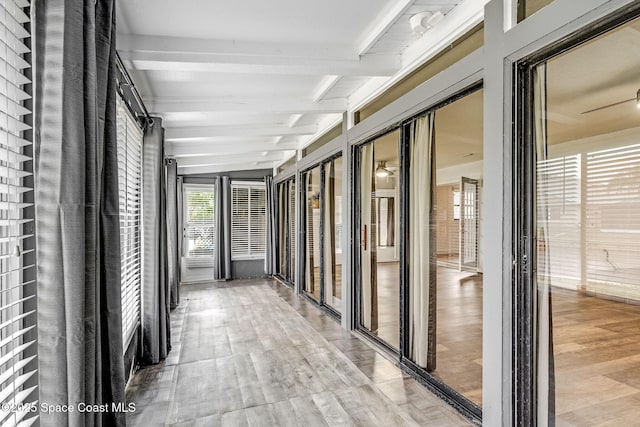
[376,161,398,178]
[581,88,640,114]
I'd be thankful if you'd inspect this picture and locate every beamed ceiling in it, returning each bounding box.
[116,0,489,175]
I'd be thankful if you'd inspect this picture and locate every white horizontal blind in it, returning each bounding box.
[586,143,640,300]
[116,97,143,347]
[537,155,581,289]
[184,185,215,266]
[0,1,39,426]
[231,183,266,259]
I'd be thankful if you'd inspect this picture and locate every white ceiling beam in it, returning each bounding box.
[176,151,290,167]
[357,0,415,55]
[178,162,278,175]
[122,51,400,76]
[312,75,342,101]
[147,97,348,114]
[118,34,358,61]
[165,124,317,140]
[168,140,299,157]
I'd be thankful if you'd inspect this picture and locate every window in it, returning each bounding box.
[184,184,215,266]
[0,0,38,424]
[231,182,266,259]
[116,96,143,347]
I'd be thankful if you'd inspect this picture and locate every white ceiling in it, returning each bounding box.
[116,0,487,175]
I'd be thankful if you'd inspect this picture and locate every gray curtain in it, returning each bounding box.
[278,182,287,275]
[264,176,277,275]
[34,0,126,425]
[214,176,232,280]
[177,176,184,283]
[166,159,179,308]
[142,117,171,364]
[387,198,395,247]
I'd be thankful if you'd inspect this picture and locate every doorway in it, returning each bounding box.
[355,129,401,350]
[301,155,344,316]
[516,11,640,425]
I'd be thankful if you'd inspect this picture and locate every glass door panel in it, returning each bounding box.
[304,166,321,301]
[357,130,400,349]
[323,157,343,312]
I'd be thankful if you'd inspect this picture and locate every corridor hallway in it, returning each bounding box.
[125,279,472,426]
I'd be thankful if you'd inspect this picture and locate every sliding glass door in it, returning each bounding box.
[303,166,321,301]
[356,130,400,349]
[276,177,296,284]
[324,157,343,311]
[353,88,483,419]
[301,156,344,315]
[407,88,484,414]
[516,13,640,425]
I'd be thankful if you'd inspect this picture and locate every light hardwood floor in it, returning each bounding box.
[552,288,640,426]
[360,263,483,406]
[125,279,472,426]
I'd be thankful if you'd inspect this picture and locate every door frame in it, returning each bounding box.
[512,5,640,424]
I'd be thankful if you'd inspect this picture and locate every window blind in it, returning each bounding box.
[537,155,581,289]
[0,1,39,426]
[116,96,143,348]
[184,185,215,266]
[586,143,640,300]
[231,183,266,259]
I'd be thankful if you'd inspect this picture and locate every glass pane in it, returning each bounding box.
[277,179,296,283]
[186,189,215,258]
[324,157,343,312]
[358,130,400,349]
[531,16,640,424]
[407,89,483,407]
[304,166,321,301]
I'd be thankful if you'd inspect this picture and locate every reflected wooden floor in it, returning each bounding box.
[365,263,483,406]
[552,288,640,426]
[126,279,472,426]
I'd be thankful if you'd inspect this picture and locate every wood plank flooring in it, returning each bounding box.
[126,279,472,426]
[359,263,483,406]
[552,288,640,426]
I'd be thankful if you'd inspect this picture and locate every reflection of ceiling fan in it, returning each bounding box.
[581,88,640,114]
[376,161,398,177]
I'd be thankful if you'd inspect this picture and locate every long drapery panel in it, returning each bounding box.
[278,182,287,276]
[324,160,337,300]
[34,0,126,425]
[177,176,184,283]
[166,159,180,308]
[408,113,437,371]
[360,144,378,331]
[214,176,232,280]
[142,117,171,364]
[264,176,277,275]
[534,63,555,427]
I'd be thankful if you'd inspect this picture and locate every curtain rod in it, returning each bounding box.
[115,51,153,127]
